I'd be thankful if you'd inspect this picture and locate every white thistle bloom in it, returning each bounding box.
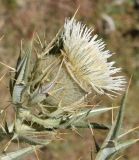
[62,18,126,97]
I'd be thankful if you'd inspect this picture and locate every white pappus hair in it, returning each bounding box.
[62,18,126,97]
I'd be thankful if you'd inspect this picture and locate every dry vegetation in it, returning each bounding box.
[0,0,139,159]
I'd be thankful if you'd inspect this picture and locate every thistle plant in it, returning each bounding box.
[0,17,138,160]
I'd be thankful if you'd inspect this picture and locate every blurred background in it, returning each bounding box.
[0,0,139,159]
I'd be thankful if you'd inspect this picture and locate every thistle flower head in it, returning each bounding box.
[62,18,126,97]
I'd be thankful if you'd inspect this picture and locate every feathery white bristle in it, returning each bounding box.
[62,18,126,97]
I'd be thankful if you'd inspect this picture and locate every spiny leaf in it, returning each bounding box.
[0,146,43,160]
[15,49,31,84]
[102,84,129,147]
[71,122,109,130]
[17,106,113,130]
[18,135,52,145]
[69,107,117,122]
[96,139,139,160]
[12,46,31,104]
[115,139,139,154]
[59,107,116,128]
[110,92,128,141]
[95,81,132,160]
